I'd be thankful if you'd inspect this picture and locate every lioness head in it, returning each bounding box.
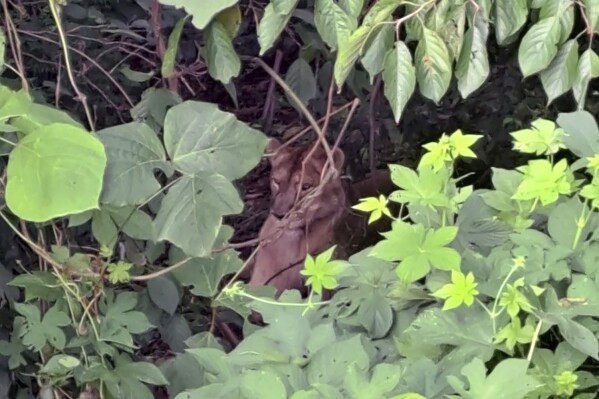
[265,138,345,221]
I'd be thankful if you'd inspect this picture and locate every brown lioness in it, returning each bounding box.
[245,138,395,298]
[247,138,346,297]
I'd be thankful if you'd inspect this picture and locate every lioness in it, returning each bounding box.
[247,138,346,297]
[246,138,395,298]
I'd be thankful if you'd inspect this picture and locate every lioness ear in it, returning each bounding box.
[265,138,282,155]
[332,147,345,171]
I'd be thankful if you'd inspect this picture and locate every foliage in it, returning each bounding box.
[158,0,598,122]
[1,0,599,398]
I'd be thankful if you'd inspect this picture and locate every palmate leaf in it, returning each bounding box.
[97,122,170,206]
[446,358,540,399]
[370,221,460,282]
[154,174,243,258]
[164,101,267,180]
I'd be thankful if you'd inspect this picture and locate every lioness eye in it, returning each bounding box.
[302,183,312,190]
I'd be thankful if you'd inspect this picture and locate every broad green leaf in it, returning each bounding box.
[154,174,243,257]
[362,0,402,27]
[164,101,267,179]
[307,335,369,386]
[240,370,287,399]
[494,0,528,44]
[415,27,452,103]
[6,123,107,222]
[148,276,180,315]
[456,17,489,98]
[91,210,118,249]
[397,307,495,361]
[215,4,242,38]
[40,355,81,375]
[157,0,238,30]
[584,0,599,33]
[339,0,365,19]
[130,88,182,128]
[257,2,297,55]
[170,247,241,297]
[572,49,599,109]
[202,20,241,84]
[556,110,599,158]
[334,25,371,87]
[101,292,154,338]
[314,0,356,50]
[361,24,393,83]
[162,16,188,79]
[97,122,169,206]
[382,41,416,124]
[273,0,299,14]
[15,303,70,351]
[118,361,169,385]
[539,0,574,43]
[107,206,155,240]
[447,358,539,399]
[284,58,317,112]
[8,272,61,302]
[518,17,561,77]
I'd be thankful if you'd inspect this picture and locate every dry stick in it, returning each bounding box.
[368,76,382,173]
[48,0,95,131]
[261,50,283,131]
[1,0,28,89]
[241,56,335,166]
[150,0,178,91]
[18,30,135,107]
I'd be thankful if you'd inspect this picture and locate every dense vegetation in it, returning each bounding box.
[0,0,599,398]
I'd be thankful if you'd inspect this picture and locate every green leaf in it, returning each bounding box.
[107,261,133,284]
[572,49,599,109]
[540,40,579,105]
[240,370,287,399]
[118,361,169,385]
[162,16,188,78]
[557,110,599,158]
[361,24,393,83]
[147,276,180,315]
[257,2,298,55]
[518,16,561,77]
[511,118,567,156]
[40,354,81,375]
[284,58,317,112]
[164,100,267,180]
[513,159,573,206]
[171,246,241,297]
[456,17,490,98]
[433,270,479,310]
[334,25,371,87]
[494,0,528,44]
[96,122,168,206]
[415,27,452,103]
[371,222,461,282]
[6,123,106,222]
[157,0,238,30]
[202,20,241,84]
[584,0,599,33]
[447,358,539,399]
[120,65,155,83]
[8,272,61,302]
[314,0,356,50]
[307,335,369,386]
[154,174,242,257]
[15,303,70,351]
[539,0,574,43]
[494,317,535,351]
[382,41,416,123]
